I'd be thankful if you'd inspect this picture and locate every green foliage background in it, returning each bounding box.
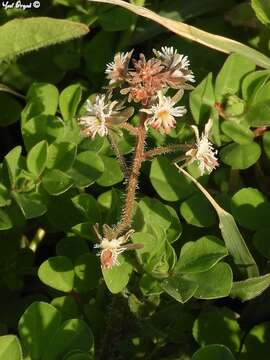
[1,0,270,359]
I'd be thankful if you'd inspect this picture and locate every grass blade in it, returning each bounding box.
[89,0,270,69]
[175,165,259,278]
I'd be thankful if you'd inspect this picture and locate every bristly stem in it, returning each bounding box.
[113,121,146,238]
[119,122,139,136]
[108,131,129,178]
[144,143,192,160]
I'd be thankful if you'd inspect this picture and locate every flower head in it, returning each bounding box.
[141,91,186,134]
[78,95,134,139]
[105,50,133,85]
[94,229,142,269]
[185,119,218,175]
[153,46,195,88]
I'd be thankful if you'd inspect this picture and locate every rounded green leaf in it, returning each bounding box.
[263,131,270,159]
[42,169,73,195]
[230,273,270,301]
[245,100,270,126]
[193,306,242,352]
[221,121,253,144]
[74,253,101,292]
[242,69,270,102]
[187,262,233,299]
[38,256,74,292]
[241,321,270,360]
[51,296,80,321]
[0,208,12,230]
[150,157,195,201]
[0,335,22,360]
[215,53,255,101]
[190,73,215,124]
[71,193,101,224]
[180,193,217,228]
[43,319,94,360]
[253,228,270,259]
[176,236,228,274]
[96,156,124,187]
[12,191,47,219]
[99,7,136,31]
[192,344,235,360]
[18,302,62,360]
[102,256,133,294]
[59,84,82,122]
[47,142,77,171]
[220,142,261,169]
[161,275,198,303]
[27,140,48,177]
[68,151,104,187]
[231,187,270,230]
[0,93,22,127]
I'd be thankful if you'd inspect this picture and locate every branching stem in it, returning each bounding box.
[144,143,192,160]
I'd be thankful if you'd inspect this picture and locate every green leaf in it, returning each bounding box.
[251,0,270,25]
[253,228,270,259]
[22,83,59,122]
[42,319,94,360]
[187,262,233,299]
[90,0,270,69]
[150,157,195,201]
[18,302,62,360]
[47,142,77,171]
[99,7,137,31]
[220,142,261,169]
[263,131,270,159]
[231,187,270,230]
[59,84,82,122]
[0,183,11,207]
[38,256,74,292]
[0,335,22,360]
[71,193,101,224]
[65,354,93,360]
[215,53,255,101]
[221,121,253,144]
[189,73,215,124]
[0,17,89,61]
[161,275,198,303]
[12,191,47,219]
[230,274,270,301]
[22,115,64,150]
[68,151,104,187]
[42,169,74,195]
[176,167,259,277]
[0,209,12,230]
[51,296,80,322]
[0,93,22,127]
[74,253,101,292]
[180,192,217,227]
[175,236,228,274]
[193,307,242,352]
[96,156,124,186]
[241,322,270,360]
[192,344,236,360]
[241,70,270,102]
[56,237,89,263]
[102,256,133,293]
[27,140,48,177]
[4,146,22,187]
[245,100,270,126]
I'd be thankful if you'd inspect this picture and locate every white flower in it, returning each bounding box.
[79,95,133,139]
[186,119,218,175]
[153,46,195,84]
[105,51,132,84]
[94,229,138,269]
[142,91,186,134]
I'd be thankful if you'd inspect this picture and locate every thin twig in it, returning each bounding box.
[144,143,192,160]
[119,122,139,136]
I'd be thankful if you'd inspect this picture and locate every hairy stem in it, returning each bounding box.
[113,123,146,237]
[119,122,139,136]
[108,131,129,178]
[144,143,192,160]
